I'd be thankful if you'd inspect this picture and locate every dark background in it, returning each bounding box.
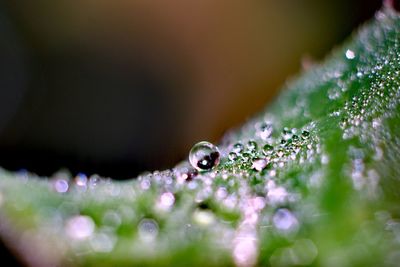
[0,0,381,180]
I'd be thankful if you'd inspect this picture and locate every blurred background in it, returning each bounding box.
[0,0,381,179]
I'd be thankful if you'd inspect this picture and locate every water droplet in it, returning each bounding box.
[88,174,102,189]
[228,152,238,161]
[247,140,258,152]
[301,130,310,139]
[252,158,268,172]
[174,163,198,183]
[65,215,95,240]
[241,152,252,161]
[273,209,299,234]
[140,178,151,190]
[74,173,88,187]
[259,123,273,140]
[282,127,292,140]
[138,219,159,241]
[345,49,355,59]
[233,237,258,267]
[156,192,175,211]
[52,178,69,193]
[232,143,244,154]
[189,141,220,171]
[102,210,122,228]
[276,150,284,158]
[290,239,318,265]
[193,210,215,226]
[90,232,117,253]
[262,144,274,155]
[267,181,288,205]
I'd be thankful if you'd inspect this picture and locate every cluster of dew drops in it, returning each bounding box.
[43,119,318,266]
[188,125,313,175]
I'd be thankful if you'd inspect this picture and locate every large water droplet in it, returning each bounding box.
[189,141,220,171]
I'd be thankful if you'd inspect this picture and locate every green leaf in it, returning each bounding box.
[1,6,400,267]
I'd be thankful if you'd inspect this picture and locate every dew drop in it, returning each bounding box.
[228,152,238,161]
[138,218,159,241]
[301,130,310,139]
[52,178,69,193]
[345,49,355,59]
[252,158,268,172]
[74,173,88,187]
[189,141,220,171]
[276,150,284,158]
[88,174,102,189]
[259,123,273,140]
[232,143,244,154]
[102,210,122,228]
[65,215,95,240]
[247,140,258,152]
[282,127,292,140]
[262,144,274,155]
[193,210,215,226]
[90,232,117,253]
[174,163,198,183]
[273,209,299,234]
[241,152,252,161]
[156,192,175,211]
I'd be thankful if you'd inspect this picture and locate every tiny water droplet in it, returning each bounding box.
[74,173,88,191]
[259,123,273,140]
[88,174,102,189]
[156,192,175,211]
[273,208,299,234]
[193,210,215,226]
[252,158,268,172]
[247,140,258,152]
[189,141,220,171]
[282,128,292,140]
[345,49,355,59]
[174,163,198,183]
[90,232,117,253]
[276,150,284,157]
[262,144,274,155]
[228,152,238,161]
[52,178,69,193]
[232,143,244,154]
[241,152,252,161]
[301,130,310,139]
[65,215,95,240]
[138,219,159,241]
